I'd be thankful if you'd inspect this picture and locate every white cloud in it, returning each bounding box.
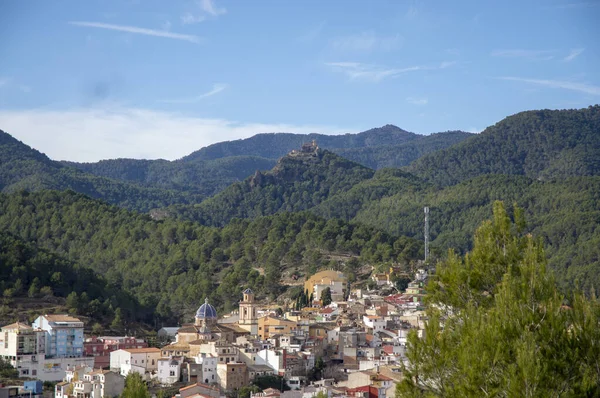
[0,106,351,162]
[201,0,227,16]
[181,12,205,25]
[491,49,555,60]
[159,83,228,104]
[330,31,402,52]
[69,21,201,43]
[498,76,600,95]
[162,20,172,31]
[326,61,455,82]
[0,77,11,88]
[19,85,32,93]
[406,97,428,105]
[564,48,584,61]
[181,0,226,24]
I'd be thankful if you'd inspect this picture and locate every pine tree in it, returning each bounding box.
[321,287,332,306]
[397,202,600,397]
[122,372,150,398]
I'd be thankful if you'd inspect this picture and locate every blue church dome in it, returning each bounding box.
[196,298,217,319]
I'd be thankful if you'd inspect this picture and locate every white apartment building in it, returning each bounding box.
[0,321,93,381]
[110,347,161,379]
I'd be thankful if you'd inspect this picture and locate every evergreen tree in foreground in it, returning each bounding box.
[122,372,150,398]
[397,201,600,397]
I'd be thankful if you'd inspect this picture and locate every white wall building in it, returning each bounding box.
[157,357,183,385]
[110,347,161,379]
[195,352,218,384]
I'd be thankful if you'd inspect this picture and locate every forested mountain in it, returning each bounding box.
[62,156,276,199]
[0,130,201,211]
[169,148,375,226]
[405,106,600,185]
[181,125,419,161]
[181,125,472,168]
[0,190,421,325]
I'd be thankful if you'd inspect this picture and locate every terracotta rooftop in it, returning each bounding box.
[180,382,219,392]
[1,322,32,330]
[122,347,161,353]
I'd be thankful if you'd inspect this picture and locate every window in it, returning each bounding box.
[152,359,155,365]
[170,371,175,376]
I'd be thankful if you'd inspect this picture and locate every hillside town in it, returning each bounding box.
[0,267,429,398]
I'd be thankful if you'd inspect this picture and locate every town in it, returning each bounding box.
[0,267,429,398]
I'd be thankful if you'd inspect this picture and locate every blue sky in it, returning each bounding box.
[0,0,598,161]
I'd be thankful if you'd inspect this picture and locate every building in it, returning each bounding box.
[158,357,184,385]
[257,317,298,340]
[32,315,84,359]
[0,320,93,381]
[238,289,259,335]
[72,369,125,398]
[157,327,180,342]
[178,382,220,398]
[216,361,248,392]
[84,336,147,369]
[109,347,161,379]
[304,271,347,302]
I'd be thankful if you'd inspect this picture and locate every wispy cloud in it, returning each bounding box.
[564,48,584,61]
[201,0,226,16]
[406,97,428,105]
[160,84,228,104]
[0,106,351,162]
[326,62,421,82]
[69,21,201,43]
[181,0,226,24]
[330,31,402,52]
[20,85,32,93]
[0,77,10,88]
[326,61,455,82]
[498,76,600,95]
[491,49,555,61]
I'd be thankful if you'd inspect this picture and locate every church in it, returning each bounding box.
[161,290,259,358]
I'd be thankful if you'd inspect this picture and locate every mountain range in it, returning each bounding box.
[1,105,599,327]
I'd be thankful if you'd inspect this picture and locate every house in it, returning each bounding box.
[178,382,220,398]
[73,369,125,398]
[158,357,184,385]
[216,361,248,392]
[258,317,298,340]
[84,336,147,369]
[109,347,161,378]
[304,271,347,302]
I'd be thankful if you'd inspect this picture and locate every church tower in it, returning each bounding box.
[239,289,258,335]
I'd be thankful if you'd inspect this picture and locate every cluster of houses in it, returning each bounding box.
[0,269,429,398]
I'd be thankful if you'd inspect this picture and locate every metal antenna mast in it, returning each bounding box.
[424,207,430,262]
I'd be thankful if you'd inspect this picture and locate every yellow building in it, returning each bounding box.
[304,270,347,302]
[257,317,298,340]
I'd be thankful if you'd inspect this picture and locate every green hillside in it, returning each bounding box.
[0,190,421,325]
[0,130,201,211]
[405,106,600,185]
[170,148,375,226]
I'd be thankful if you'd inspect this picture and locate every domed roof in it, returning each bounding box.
[196,298,217,319]
[243,288,254,294]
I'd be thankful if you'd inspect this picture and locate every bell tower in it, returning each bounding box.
[239,288,258,335]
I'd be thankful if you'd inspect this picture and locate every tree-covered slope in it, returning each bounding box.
[0,130,202,211]
[0,190,422,325]
[334,131,472,169]
[170,149,375,226]
[62,156,276,199]
[345,174,600,292]
[181,125,418,161]
[405,106,600,185]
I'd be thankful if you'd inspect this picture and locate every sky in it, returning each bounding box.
[0,0,599,162]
